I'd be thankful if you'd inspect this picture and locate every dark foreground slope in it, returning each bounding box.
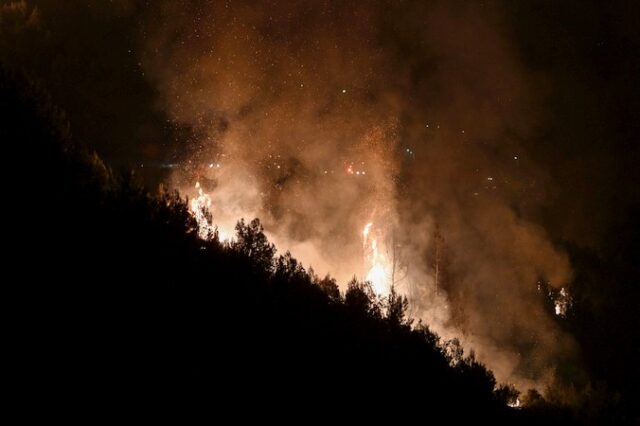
[4,69,586,424]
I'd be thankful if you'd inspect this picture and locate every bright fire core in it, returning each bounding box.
[362,222,393,295]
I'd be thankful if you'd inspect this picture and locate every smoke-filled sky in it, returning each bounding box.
[2,0,638,397]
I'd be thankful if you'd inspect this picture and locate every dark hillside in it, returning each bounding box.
[3,68,581,424]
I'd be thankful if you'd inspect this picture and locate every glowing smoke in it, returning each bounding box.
[139,0,579,397]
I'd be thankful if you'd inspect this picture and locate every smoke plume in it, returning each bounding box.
[0,0,584,397]
[137,0,580,395]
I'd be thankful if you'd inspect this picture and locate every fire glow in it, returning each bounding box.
[362,222,393,296]
[189,182,396,297]
[190,182,234,243]
[155,0,580,397]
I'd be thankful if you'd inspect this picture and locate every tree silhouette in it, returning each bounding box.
[495,384,521,407]
[232,218,276,273]
[345,278,381,319]
[385,285,411,328]
[316,274,341,302]
[274,251,306,281]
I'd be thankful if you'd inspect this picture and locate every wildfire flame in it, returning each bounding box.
[363,222,373,243]
[554,287,571,317]
[189,181,233,242]
[190,182,214,239]
[507,398,522,409]
[362,221,392,295]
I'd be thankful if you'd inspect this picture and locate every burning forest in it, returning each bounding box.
[2,1,638,423]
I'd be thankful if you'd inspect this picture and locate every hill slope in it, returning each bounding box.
[5,68,581,423]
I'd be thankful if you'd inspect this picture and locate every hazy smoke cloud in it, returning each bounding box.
[141,0,405,281]
[141,0,578,395]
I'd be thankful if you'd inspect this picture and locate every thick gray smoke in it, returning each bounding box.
[138,0,580,396]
